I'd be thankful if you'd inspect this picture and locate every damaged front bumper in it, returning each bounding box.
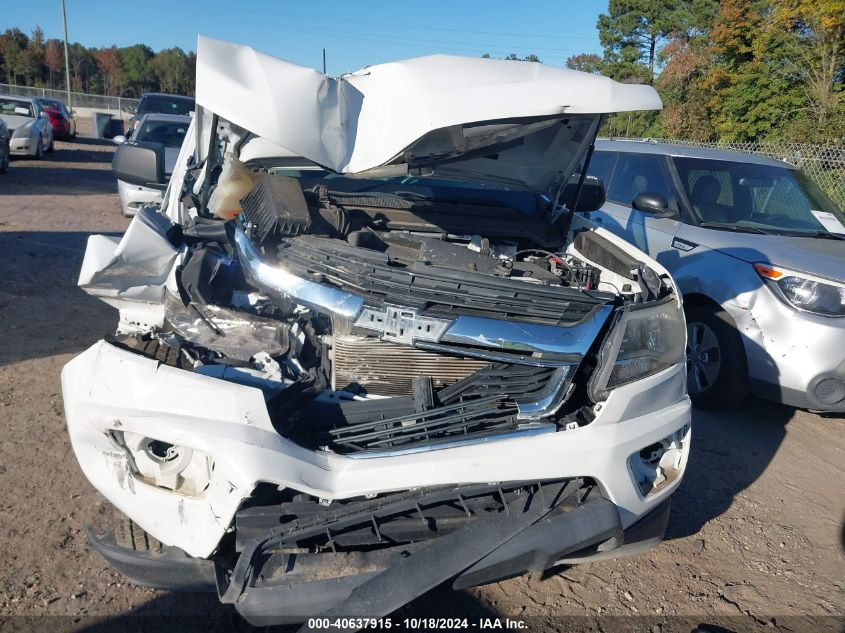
[86,490,671,625]
[64,339,689,560]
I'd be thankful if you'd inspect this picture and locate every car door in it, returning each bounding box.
[34,102,52,146]
[585,150,683,263]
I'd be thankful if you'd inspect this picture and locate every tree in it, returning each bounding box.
[597,0,686,83]
[655,37,716,139]
[0,28,30,84]
[565,53,603,74]
[502,53,542,62]
[771,0,845,137]
[152,47,191,94]
[120,44,155,96]
[66,43,95,92]
[96,45,121,95]
[44,39,63,88]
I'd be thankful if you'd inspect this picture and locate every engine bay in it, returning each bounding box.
[94,160,673,463]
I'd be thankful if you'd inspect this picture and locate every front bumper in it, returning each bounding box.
[86,494,671,625]
[736,289,845,412]
[9,136,36,156]
[63,340,690,559]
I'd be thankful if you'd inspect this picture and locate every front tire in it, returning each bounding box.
[34,135,44,160]
[686,305,748,408]
[46,134,54,152]
[0,146,8,174]
[114,507,162,551]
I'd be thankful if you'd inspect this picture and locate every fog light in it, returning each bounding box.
[629,425,690,497]
[109,430,212,497]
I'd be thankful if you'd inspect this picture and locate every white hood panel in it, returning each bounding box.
[195,36,662,184]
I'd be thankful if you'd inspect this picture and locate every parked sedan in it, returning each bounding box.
[0,95,54,158]
[0,119,9,174]
[38,97,76,140]
[578,139,845,412]
[113,113,190,217]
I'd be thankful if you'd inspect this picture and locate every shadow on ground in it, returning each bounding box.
[0,230,123,366]
[666,395,793,539]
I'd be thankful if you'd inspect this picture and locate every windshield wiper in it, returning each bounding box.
[698,222,769,234]
[800,230,845,240]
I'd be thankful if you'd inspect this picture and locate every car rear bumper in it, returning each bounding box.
[86,495,671,625]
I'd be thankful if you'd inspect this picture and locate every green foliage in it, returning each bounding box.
[565,53,603,74]
[582,0,845,143]
[0,27,195,97]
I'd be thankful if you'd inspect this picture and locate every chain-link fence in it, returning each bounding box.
[612,137,845,210]
[0,83,140,113]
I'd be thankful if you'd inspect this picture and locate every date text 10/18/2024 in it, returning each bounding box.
[307,618,528,630]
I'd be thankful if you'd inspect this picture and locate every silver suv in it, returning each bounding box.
[578,139,845,412]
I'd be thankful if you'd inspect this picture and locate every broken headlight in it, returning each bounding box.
[589,297,686,401]
[755,263,845,317]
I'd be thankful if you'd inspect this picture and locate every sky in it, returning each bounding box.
[4,0,606,75]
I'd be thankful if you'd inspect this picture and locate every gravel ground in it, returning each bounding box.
[0,124,842,633]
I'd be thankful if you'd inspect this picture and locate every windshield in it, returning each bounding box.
[139,95,195,116]
[40,99,62,111]
[0,98,33,118]
[673,157,845,235]
[135,120,190,148]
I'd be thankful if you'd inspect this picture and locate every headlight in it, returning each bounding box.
[755,263,845,317]
[588,297,686,401]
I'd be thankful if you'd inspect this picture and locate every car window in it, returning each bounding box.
[584,151,616,187]
[606,153,676,208]
[135,121,190,148]
[0,98,33,117]
[139,96,195,116]
[673,156,844,233]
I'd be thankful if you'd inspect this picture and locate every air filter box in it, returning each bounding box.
[239,174,312,246]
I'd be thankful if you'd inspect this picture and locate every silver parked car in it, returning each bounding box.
[0,95,54,158]
[113,113,191,217]
[577,139,845,412]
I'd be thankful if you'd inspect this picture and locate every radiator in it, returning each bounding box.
[331,335,490,396]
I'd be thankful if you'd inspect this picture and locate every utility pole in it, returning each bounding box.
[61,0,72,107]
[322,48,327,74]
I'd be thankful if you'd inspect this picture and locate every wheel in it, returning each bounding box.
[46,134,54,152]
[113,506,163,551]
[685,305,749,408]
[34,135,44,160]
[0,146,8,174]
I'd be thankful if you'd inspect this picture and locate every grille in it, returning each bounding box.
[332,335,489,396]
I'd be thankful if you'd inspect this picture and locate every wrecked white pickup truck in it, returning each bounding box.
[62,37,691,625]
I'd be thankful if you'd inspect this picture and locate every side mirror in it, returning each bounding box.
[563,174,607,212]
[632,192,672,215]
[112,141,166,188]
[112,135,127,145]
[40,111,50,119]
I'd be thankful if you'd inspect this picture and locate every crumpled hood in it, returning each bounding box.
[677,224,845,280]
[195,36,662,192]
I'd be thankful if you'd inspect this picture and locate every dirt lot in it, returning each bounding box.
[0,125,843,633]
